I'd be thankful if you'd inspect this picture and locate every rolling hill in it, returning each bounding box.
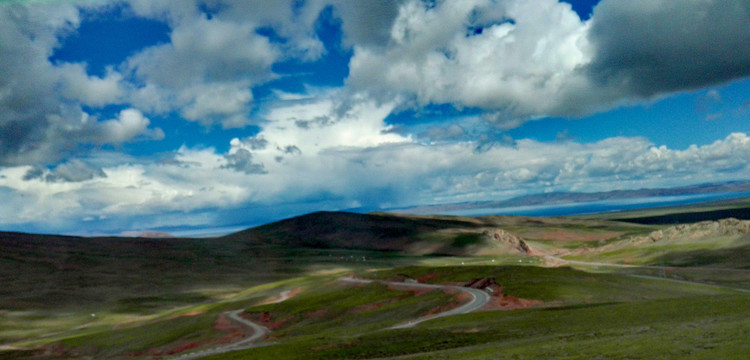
[3,207,750,359]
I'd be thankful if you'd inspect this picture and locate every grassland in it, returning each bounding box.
[3,205,750,359]
[199,265,746,360]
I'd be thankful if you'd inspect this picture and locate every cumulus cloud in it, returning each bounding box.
[3,0,750,235]
[96,108,164,144]
[57,63,125,106]
[0,3,160,166]
[124,14,277,128]
[347,0,750,120]
[123,0,351,128]
[348,0,595,117]
[4,93,750,233]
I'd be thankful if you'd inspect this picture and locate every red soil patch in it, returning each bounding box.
[251,312,294,331]
[464,277,545,311]
[480,288,543,311]
[417,273,439,283]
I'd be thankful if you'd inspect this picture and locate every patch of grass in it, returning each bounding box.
[246,281,456,337]
[450,234,482,248]
[209,294,750,360]
[365,265,726,304]
[59,309,222,357]
[112,293,212,314]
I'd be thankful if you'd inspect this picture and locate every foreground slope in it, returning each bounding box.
[201,266,748,360]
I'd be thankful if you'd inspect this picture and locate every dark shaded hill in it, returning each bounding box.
[0,231,354,308]
[577,196,750,224]
[1,211,647,309]
[0,212,505,308]
[220,211,647,256]
[615,208,750,225]
[221,211,487,251]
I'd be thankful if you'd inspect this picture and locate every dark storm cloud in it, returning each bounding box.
[588,0,750,97]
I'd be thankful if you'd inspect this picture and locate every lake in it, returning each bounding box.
[442,191,750,217]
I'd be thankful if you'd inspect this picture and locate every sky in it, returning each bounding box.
[1,0,750,236]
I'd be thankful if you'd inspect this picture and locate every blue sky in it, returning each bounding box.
[1,0,750,236]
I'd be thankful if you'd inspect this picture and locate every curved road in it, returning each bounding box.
[338,277,491,329]
[173,278,491,359]
[172,310,275,360]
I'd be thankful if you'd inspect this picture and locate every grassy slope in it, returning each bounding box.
[245,281,457,338]
[203,265,745,360]
[5,205,750,359]
[0,228,420,347]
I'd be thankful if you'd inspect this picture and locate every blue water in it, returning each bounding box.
[442,191,750,218]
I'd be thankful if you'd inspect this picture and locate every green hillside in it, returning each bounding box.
[3,206,750,359]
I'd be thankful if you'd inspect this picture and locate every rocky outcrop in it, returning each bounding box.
[580,218,750,256]
[642,218,750,243]
[484,229,531,254]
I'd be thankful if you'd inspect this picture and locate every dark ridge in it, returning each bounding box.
[221,211,484,251]
[615,208,750,225]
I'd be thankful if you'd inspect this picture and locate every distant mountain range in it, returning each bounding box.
[391,180,750,214]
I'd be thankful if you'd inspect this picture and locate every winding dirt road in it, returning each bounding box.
[172,278,490,359]
[172,310,276,360]
[338,277,492,329]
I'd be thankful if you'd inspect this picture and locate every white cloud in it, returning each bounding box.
[57,63,125,106]
[0,3,161,166]
[3,0,750,235]
[3,92,750,233]
[97,108,163,144]
[348,0,597,117]
[347,0,750,120]
[124,14,277,128]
